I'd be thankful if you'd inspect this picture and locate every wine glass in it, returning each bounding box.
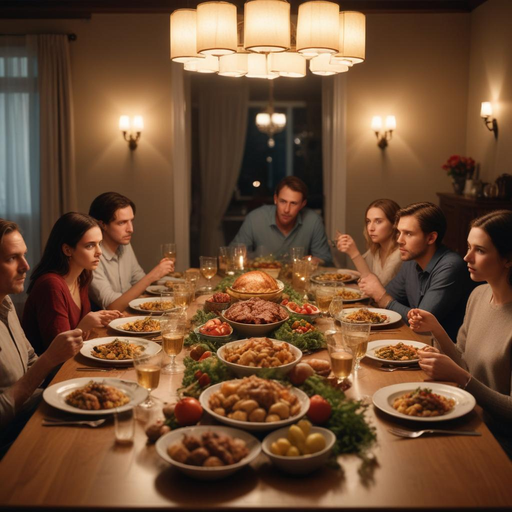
[314,286,336,316]
[200,256,217,291]
[161,243,177,264]
[132,350,163,408]
[341,322,371,372]
[160,310,187,374]
[173,283,193,311]
[329,295,344,321]
[325,330,354,385]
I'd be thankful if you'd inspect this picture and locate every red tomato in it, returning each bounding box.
[288,302,297,309]
[213,318,221,325]
[281,299,289,306]
[174,398,203,426]
[199,351,212,361]
[194,370,203,380]
[198,373,211,388]
[220,325,231,335]
[300,308,307,314]
[307,395,332,425]
[305,305,313,314]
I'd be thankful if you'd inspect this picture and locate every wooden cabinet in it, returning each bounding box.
[437,193,512,257]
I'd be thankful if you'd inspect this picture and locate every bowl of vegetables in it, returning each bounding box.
[281,299,321,322]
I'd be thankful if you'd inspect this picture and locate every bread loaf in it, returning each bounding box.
[232,271,279,293]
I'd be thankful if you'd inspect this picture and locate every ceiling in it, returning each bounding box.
[0,0,488,19]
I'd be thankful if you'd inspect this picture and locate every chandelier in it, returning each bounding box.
[169,1,366,79]
[255,81,286,147]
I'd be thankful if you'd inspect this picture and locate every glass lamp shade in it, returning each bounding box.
[197,2,238,56]
[334,11,365,64]
[385,115,396,131]
[256,112,271,128]
[119,116,130,131]
[184,55,219,73]
[170,10,204,62]
[296,1,340,57]
[244,0,291,53]
[246,54,278,79]
[219,53,248,77]
[132,116,144,132]
[271,112,286,129]
[268,52,306,77]
[371,116,382,132]
[309,53,348,76]
[480,101,492,117]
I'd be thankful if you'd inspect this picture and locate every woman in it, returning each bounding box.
[23,212,122,354]
[408,210,512,456]
[336,199,401,285]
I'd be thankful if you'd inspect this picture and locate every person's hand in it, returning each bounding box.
[336,233,360,259]
[417,351,470,386]
[148,258,175,281]
[408,308,441,333]
[44,329,83,366]
[78,310,122,339]
[358,273,385,301]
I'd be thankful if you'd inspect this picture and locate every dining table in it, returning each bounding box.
[1,273,511,512]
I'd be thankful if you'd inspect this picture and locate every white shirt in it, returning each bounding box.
[363,247,402,286]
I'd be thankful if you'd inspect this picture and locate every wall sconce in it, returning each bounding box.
[119,115,144,150]
[480,102,498,139]
[371,115,396,149]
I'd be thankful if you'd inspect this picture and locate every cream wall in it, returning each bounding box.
[466,0,512,183]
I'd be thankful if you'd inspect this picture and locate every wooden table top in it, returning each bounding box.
[1,287,511,511]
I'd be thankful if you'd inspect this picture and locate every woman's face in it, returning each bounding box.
[464,227,510,284]
[63,226,102,272]
[366,207,394,245]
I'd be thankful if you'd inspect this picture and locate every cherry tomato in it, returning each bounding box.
[213,318,221,325]
[281,299,289,306]
[305,305,313,314]
[307,395,332,425]
[174,397,203,426]
[194,370,203,380]
[199,351,212,361]
[198,373,211,388]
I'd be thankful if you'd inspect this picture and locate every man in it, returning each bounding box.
[230,177,333,265]
[0,219,82,445]
[88,192,174,311]
[359,202,473,341]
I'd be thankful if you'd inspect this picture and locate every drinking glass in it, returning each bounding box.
[325,330,354,384]
[290,247,305,262]
[218,247,229,275]
[232,245,246,271]
[132,350,163,408]
[314,286,336,316]
[185,268,200,287]
[114,408,135,445]
[329,295,344,320]
[200,256,217,291]
[341,322,371,371]
[161,243,177,264]
[160,310,187,374]
[292,259,310,292]
[173,282,194,310]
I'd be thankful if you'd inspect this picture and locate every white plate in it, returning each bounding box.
[80,337,162,365]
[335,286,369,303]
[146,285,170,295]
[43,377,148,415]
[340,307,402,328]
[199,381,309,431]
[155,425,261,480]
[155,276,186,286]
[366,339,428,366]
[129,297,178,314]
[372,382,476,422]
[108,316,161,335]
[310,269,359,285]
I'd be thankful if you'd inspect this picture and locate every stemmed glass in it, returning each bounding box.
[173,283,193,311]
[314,286,336,317]
[161,243,176,276]
[160,310,187,374]
[132,350,163,408]
[341,321,371,372]
[325,330,354,385]
[200,256,217,291]
[329,295,344,321]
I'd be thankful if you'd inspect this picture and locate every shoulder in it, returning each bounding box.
[301,208,322,221]
[31,273,66,291]
[438,247,465,267]
[468,283,490,304]
[244,205,275,224]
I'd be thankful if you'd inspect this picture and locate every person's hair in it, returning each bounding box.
[27,212,99,293]
[396,202,447,246]
[275,177,308,202]
[471,210,512,285]
[363,199,401,255]
[89,192,136,225]
[0,219,20,247]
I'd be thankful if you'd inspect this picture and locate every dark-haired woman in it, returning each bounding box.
[336,199,401,285]
[22,213,122,354]
[408,210,512,456]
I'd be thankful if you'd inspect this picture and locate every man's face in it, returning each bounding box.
[396,215,436,262]
[100,206,135,247]
[0,231,30,296]
[274,186,306,229]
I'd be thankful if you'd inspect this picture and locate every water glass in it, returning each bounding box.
[329,295,344,320]
[132,350,163,408]
[314,286,336,315]
[325,330,354,384]
[232,245,246,271]
[341,322,371,371]
[114,408,135,445]
[292,259,310,292]
[290,247,305,262]
[218,247,229,274]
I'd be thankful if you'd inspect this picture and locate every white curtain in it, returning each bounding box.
[198,79,249,256]
[322,74,347,267]
[36,34,77,244]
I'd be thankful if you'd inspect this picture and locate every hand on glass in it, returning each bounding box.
[358,273,385,301]
[149,258,175,281]
[45,329,84,366]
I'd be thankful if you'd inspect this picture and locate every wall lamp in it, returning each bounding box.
[119,115,144,150]
[371,115,396,149]
[480,102,498,139]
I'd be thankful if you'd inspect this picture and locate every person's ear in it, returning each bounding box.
[426,232,438,246]
[62,244,72,257]
[273,194,277,205]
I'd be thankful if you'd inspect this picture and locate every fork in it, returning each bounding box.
[379,365,421,372]
[42,418,107,428]
[388,427,481,438]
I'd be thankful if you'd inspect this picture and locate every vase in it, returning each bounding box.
[451,176,466,195]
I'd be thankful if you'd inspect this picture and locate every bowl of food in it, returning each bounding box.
[155,425,261,480]
[262,423,336,475]
[194,318,233,342]
[204,292,232,313]
[335,287,368,303]
[281,299,321,322]
[227,270,284,302]
[221,297,289,337]
[217,337,302,377]
[250,257,282,279]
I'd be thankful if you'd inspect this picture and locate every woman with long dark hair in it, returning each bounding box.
[23,212,121,354]
[336,198,402,285]
[408,210,512,456]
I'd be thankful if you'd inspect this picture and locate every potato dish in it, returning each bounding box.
[208,375,301,423]
[92,339,145,360]
[222,338,295,368]
[336,288,361,300]
[314,272,353,282]
[120,317,160,332]
[375,342,418,361]
[393,387,455,417]
[139,300,174,311]
[65,381,130,410]
[343,309,387,324]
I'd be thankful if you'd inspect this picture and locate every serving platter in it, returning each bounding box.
[80,337,161,365]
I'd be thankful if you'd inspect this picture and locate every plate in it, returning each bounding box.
[108,316,161,335]
[129,297,178,314]
[372,382,476,422]
[335,286,369,303]
[340,307,402,328]
[146,285,170,295]
[155,276,185,286]
[366,339,428,366]
[310,269,359,285]
[43,377,148,415]
[199,381,309,431]
[155,425,261,480]
[80,337,162,365]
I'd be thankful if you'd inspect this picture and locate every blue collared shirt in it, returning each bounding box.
[230,205,333,265]
[385,245,474,340]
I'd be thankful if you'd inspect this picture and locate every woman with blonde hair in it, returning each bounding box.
[336,198,401,285]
